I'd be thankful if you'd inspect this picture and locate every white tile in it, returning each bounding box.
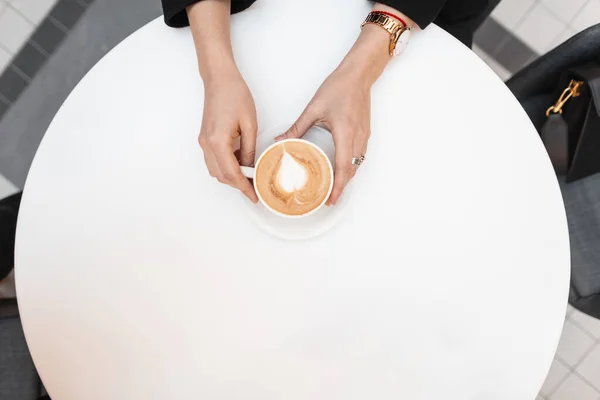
[0,45,12,74]
[8,0,58,25]
[550,373,600,400]
[541,0,588,24]
[515,4,568,54]
[0,5,34,53]
[555,320,596,368]
[567,304,576,317]
[576,344,600,390]
[570,309,600,340]
[571,0,600,32]
[491,0,536,30]
[0,174,18,199]
[546,27,578,52]
[540,358,571,397]
[0,1,7,15]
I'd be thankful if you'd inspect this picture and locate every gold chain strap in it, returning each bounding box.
[546,79,584,116]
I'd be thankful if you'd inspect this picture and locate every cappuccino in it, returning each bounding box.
[255,140,332,216]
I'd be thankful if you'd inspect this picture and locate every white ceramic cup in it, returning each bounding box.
[240,138,334,219]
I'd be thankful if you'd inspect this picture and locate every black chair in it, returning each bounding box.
[506,24,600,319]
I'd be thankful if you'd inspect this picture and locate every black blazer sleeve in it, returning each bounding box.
[377,0,446,28]
[162,0,257,27]
[162,0,445,30]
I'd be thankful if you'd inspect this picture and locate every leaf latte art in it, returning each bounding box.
[255,141,332,216]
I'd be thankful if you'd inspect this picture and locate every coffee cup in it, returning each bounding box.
[240,138,334,218]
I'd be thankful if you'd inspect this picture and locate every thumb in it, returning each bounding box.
[276,105,318,141]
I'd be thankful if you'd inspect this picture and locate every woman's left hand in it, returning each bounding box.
[276,24,392,206]
[276,67,371,206]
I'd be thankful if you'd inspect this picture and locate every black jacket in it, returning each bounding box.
[161,0,496,47]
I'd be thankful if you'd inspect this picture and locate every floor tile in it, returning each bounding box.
[8,0,58,25]
[491,0,535,30]
[0,67,29,102]
[50,0,86,30]
[473,17,509,56]
[570,309,600,340]
[11,42,47,79]
[0,173,17,198]
[540,358,571,397]
[576,344,600,390]
[571,0,600,32]
[0,2,6,15]
[515,4,568,54]
[550,373,600,400]
[567,304,575,317]
[540,0,588,24]
[0,5,34,53]
[29,18,67,55]
[494,35,535,74]
[0,45,11,74]
[555,319,596,368]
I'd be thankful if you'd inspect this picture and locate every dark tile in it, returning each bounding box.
[0,68,30,103]
[495,35,537,74]
[11,43,48,80]
[0,98,10,121]
[29,19,66,55]
[50,0,86,30]
[76,0,95,6]
[474,17,509,57]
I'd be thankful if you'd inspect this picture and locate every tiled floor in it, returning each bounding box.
[0,0,58,74]
[537,306,600,400]
[1,0,600,398]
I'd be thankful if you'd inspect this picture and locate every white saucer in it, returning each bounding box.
[242,124,353,241]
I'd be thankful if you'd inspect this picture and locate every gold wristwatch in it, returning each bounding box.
[361,11,412,57]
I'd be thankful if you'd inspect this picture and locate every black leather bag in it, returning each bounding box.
[541,62,600,182]
[507,24,600,320]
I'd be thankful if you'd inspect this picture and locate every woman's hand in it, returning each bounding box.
[187,0,258,203]
[199,71,258,203]
[277,24,394,205]
[276,66,372,206]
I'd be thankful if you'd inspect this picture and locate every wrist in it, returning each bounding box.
[199,55,240,85]
[338,24,392,87]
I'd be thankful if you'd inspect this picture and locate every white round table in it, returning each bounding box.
[16,0,570,399]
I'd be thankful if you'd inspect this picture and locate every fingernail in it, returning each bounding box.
[274,134,285,141]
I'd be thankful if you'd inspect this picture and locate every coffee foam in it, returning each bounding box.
[277,151,308,193]
[255,141,331,216]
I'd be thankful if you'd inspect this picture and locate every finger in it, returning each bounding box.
[327,129,354,206]
[213,143,259,203]
[275,104,319,141]
[349,132,369,181]
[239,117,257,167]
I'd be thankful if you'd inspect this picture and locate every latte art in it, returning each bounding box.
[277,152,308,193]
[255,141,332,216]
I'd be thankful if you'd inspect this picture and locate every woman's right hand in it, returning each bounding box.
[198,71,259,203]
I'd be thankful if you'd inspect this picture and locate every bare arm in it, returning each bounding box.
[187,0,259,202]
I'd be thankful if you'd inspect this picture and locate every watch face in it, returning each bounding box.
[394,29,412,56]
